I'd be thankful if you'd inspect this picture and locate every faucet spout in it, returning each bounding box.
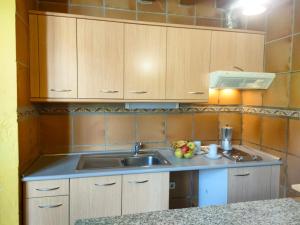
[133,142,143,156]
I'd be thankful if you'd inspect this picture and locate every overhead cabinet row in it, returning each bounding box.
[29,14,264,102]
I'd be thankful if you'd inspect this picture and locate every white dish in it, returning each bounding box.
[205,154,222,160]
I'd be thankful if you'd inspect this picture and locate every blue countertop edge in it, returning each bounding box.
[22,145,282,182]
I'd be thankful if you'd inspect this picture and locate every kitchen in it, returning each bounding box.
[1,0,300,224]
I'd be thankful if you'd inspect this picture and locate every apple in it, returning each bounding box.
[187,142,195,150]
[184,152,193,159]
[175,149,183,158]
[181,145,189,154]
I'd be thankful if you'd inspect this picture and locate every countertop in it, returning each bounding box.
[22,145,281,182]
[74,198,300,225]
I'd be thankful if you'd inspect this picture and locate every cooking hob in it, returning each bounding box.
[218,147,262,162]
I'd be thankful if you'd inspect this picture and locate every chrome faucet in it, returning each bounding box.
[133,142,143,156]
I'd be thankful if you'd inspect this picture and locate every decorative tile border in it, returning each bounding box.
[17,104,300,119]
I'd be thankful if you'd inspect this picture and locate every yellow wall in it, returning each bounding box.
[0,0,20,225]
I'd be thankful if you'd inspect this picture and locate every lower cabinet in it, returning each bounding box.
[25,196,69,225]
[228,166,274,203]
[70,175,122,224]
[122,173,169,215]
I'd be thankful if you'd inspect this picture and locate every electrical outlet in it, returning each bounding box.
[169,181,176,190]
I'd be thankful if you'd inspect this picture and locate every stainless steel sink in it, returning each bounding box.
[76,151,171,170]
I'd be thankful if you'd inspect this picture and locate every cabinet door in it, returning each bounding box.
[70,176,121,224]
[38,15,77,98]
[122,172,169,215]
[166,28,211,100]
[210,31,264,72]
[77,20,124,99]
[228,167,271,203]
[124,24,166,100]
[25,196,69,225]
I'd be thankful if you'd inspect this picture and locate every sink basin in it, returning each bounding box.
[76,152,171,170]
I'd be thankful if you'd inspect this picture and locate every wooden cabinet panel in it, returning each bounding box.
[29,15,39,98]
[25,179,69,198]
[122,172,169,215]
[77,20,124,99]
[70,176,122,224]
[210,31,264,72]
[25,196,69,225]
[124,24,166,100]
[166,28,211,100]
[228,167,271,203]
[38,15,77,98]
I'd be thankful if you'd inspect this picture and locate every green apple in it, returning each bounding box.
[184,151,193,159]
[187,142,196,150]
[175,149,183,158]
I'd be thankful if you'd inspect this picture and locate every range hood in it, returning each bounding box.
[209,71,275,90]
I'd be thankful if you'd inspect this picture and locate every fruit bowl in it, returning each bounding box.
[172,140,196,159]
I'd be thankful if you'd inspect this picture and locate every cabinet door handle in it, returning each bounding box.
[129,180,149,184]
[101,90,119,94]
[35,187,60,191]
[234,173,250,177]
[233,66,244,71]
[187,91,205,95]
[129,91,148,94]
[50,89,72,92]
[38,203,63,209]
[94,182,116,187]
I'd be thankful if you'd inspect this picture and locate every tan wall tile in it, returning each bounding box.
[194,113,219,141]
[294,0,300,33]
[247,14,266,32]
[263,74,289,108]
[167,0,195,16]
[168,15,195,25]
[70,0,102,6]
[242,90,263,106]
[195,0,222,18]
[219,113,242,140]
[261,116,287,152]
[40,115,73,153]
[105,0,136,10]
[266,0,293,41]
[218,89,241,105]
[37,2,69,13]
[167,114,193,142]
[137,12,166,23]
[17,65,31,107]
[196,18,223,27]
[242,114,261,145]
[138,0,166,13]
[136,114,165,142]
[208,89,219,104]
[288,119,300,157]
[243,141,261,150]
[292,34,300,71]
[73,115,105,145]
[105,9,136,20]
[69,6,105,17]
[289,72,300,108]
[106,114,135,145]
[19,116,40,172]
[265,37,291,73]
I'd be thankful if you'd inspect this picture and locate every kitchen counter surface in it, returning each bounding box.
[74,198,300,225]
[22,145,281,181]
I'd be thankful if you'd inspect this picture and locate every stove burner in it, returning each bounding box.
[218,148,262,162]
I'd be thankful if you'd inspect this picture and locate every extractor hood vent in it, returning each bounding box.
[209,71,275,90]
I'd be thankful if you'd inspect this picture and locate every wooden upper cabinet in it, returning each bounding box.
[38,15,77,98]
[77,20,124,99]
[166,28,211,100]
[124,24,166,100]
[210,31,264,72]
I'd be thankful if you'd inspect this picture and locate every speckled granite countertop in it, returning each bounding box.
[22,145,281,181]
[75,198,300,225]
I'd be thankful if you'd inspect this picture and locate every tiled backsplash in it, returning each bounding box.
[35,0,265,31]
[39,111,242,154]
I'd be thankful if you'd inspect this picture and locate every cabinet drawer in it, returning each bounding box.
[25,196,69,225]
[25,179,69,198]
